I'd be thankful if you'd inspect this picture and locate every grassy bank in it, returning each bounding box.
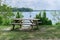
[0,25,60,40]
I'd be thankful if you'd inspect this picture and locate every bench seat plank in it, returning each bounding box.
[11,23,36,25]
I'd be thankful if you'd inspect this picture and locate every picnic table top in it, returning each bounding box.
[13,18,40,20]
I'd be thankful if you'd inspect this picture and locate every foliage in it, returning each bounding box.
[35,11,52,25]
[0,15,3,25]
[0,4,14,18]
[55,22,60,25]
[0,4,14,25]
[16,11,23,18]
[42,11,46,18]
[12,7,33,12]
[2,18,12,25]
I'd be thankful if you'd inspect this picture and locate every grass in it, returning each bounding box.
[0,25,13,29]
[0,25,60,40]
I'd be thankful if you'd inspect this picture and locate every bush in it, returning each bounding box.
[2,18,12,25]
[0,4,14,25]
[35,11,52,25]
[0,15,3,25]
[16,11,23,18]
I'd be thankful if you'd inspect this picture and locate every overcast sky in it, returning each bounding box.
[2,0,60,10]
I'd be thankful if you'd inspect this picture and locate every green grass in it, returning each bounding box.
[0,25,60,40]
[0,25,11,29]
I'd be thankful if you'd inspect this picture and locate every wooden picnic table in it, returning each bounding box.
[11,18,41,30]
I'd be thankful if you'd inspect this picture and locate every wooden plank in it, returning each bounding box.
[11,23,22,24]
[13,18,40,20]
[11,23,36,25]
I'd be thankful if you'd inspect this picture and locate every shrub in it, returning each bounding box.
[2,18,11,25]
[16,11,23,18]
[0,15,3,25]
[35,11,52,25]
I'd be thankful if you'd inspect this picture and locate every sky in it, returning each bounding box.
[2,0,60,10]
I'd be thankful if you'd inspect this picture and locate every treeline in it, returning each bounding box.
[12,7,33,12]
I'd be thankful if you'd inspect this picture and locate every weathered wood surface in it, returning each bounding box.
[13,18,40,20]
[11,18,41,30]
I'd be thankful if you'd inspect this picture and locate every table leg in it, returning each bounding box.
[12,24,15,30]
[31,25,33,29]
[20,24,22,28]
[30,20,33,30]
[20,21,22,28]
[36,22,39,30]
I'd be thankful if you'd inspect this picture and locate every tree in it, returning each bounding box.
[0,15,3,25]
[43,11,46,18]
[0,4,14,17]
[35,11,52,25]
[35,12,41,19]
[16,11,23,18]
[0,4,14,25]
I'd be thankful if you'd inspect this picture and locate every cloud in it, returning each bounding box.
[4,0,60,10]
[43,0,60,10]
